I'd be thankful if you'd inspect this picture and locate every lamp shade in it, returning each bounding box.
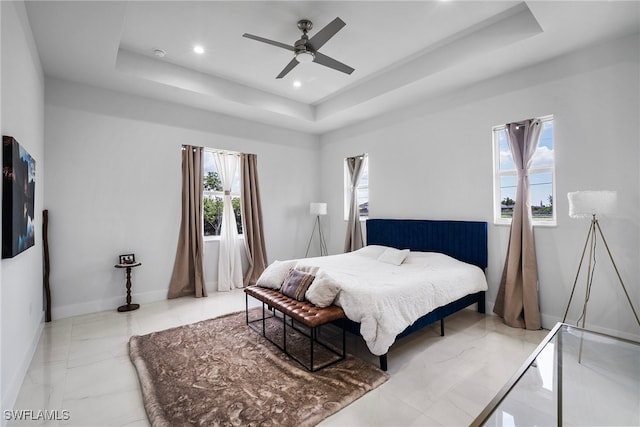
[567,191,617,218]
[310,202,327,216]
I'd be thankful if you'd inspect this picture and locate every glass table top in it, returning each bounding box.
[471,323,640,427]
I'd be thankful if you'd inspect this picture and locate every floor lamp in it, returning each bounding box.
[563,191,640,331]
[305,202,328,257]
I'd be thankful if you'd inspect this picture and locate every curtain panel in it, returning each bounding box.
[240,153,268,286]
[214,152,244,291]
[344,155,365,252]
[168,145,207,299]
[493,119,543,330]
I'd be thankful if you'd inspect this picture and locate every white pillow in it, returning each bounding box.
[294,263,320,276]
[352,245,388,259]
[256,260,297,289]
[305,271,341,308]
[378,247,410,266]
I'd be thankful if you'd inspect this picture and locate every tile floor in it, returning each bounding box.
[10,289,549,426]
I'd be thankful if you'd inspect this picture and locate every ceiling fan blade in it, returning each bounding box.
[242,33,294,51]
[307,17,346,51]
[313,51,354,75]
[276,58,299,79]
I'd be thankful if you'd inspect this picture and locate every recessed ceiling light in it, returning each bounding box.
[293,80,302,88]
[193,45,205,54]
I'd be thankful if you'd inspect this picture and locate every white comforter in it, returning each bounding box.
[297,245,488,356]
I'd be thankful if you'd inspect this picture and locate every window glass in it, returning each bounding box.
[203,151,242,236]
[357,159,369,217]
[344,154,369,219]
[494,117,555,225]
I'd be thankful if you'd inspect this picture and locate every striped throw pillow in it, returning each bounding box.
[281,268,315,301]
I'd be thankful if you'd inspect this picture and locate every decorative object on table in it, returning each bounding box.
[43,209,52,322]
[563,191,640,329]
[115,255,141,312]
[119,253,136,264]
[2,136,36,259]
[305,202,328,257]
[129,309,388,427]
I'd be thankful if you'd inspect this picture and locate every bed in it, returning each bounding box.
[299,218,489,371]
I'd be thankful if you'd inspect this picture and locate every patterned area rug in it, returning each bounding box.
[129,309,388,426]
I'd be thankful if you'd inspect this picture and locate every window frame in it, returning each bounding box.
[202,149,243,239]
[492,115,556,227]
[343,154,369,221]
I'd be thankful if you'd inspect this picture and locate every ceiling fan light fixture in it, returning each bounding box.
[295,51,315,64]
[243,17,353,78]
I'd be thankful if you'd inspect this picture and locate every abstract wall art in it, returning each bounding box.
[2,136,36,259]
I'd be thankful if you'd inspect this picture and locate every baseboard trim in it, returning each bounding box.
[541,313,640,342]
[2,312,45,419]
[51,289,168,320]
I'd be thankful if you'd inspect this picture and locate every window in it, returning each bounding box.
[203,150,242,236]
[493,116,555,226]
[344,154,369,220]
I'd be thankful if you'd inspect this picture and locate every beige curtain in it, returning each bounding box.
[168,145,207,299]
[344,155,365,252]
[240,153,268,286]
[494,119,542,329]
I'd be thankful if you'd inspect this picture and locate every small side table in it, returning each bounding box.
[114,262,141,312]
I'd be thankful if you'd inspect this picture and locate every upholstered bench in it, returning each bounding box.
[244,285,346,371]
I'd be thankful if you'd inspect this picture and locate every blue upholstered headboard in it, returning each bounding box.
[366,219,488,270]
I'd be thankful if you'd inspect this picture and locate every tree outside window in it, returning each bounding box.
[203,153,242,236]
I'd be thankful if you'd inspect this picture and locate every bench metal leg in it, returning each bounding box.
[244,292,346,372]
[283,313,287,352]
[342,319,346,358]
[245,293,249,325]
[310,327,315,371]
[261,302,268,337]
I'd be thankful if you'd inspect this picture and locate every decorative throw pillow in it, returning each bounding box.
[305,270,341,308]
[378,247,410,266]
[256,260,297,289]
[352,245,388,259]
[281,269,316,301]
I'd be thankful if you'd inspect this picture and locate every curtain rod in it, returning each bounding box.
[205,148,240,157]
[181,145,244,157]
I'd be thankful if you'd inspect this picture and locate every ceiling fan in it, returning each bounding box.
[242,17,355,79]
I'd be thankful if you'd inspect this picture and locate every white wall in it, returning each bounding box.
[1,0,46,414]
[320,34,640,340]
[44,78,320,319]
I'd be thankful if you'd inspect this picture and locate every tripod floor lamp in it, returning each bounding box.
[305,202,328,257]
[563,191,640,330]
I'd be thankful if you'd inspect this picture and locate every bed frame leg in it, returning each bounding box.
[379,354,388,371]
[478,292,486,314]
[440,319,445,336]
